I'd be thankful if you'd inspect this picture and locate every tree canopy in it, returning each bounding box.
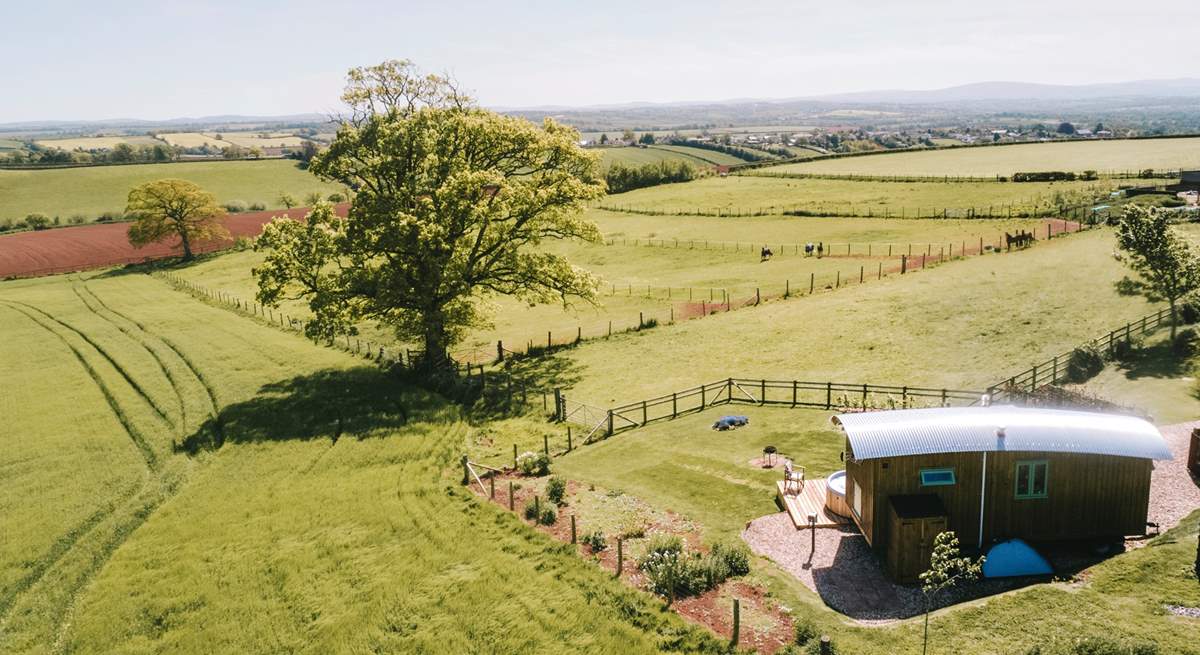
[126,179,227,261]
[254,62,605,368]
[1115,205,1200,337]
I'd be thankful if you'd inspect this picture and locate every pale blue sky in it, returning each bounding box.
[1,0,1194,123]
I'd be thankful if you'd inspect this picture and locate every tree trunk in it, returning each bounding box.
[179,229,193,261]
[422,307,450,371]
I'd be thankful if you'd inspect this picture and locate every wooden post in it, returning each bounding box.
[826,382,832,409]
[730,599,740,648]
[860,265,864,284]
[819,636,832,655]
[810,273,815,293]
[756,288,760,305]
[878,261,883,279]
[785,279,790,297]
[509,481,515,511]
[513,444,518,469]
[672,392,678,418]
[901,255,907,274]
[642,400,648,425]
[616,538,623,577]
[461,454,470,486]
[567,427,572,451]
[607,410,614,437]
[543,434,549,456]
[760,378,766,405]
[792,380,798,406]
[534,496,540,522]
[571,515,577,544]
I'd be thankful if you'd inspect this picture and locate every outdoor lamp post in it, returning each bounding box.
[808,513,817,560]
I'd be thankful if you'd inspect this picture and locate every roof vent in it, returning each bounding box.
[996,426,1007,439]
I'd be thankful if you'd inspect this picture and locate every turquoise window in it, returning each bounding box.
[919,468,956,486]
[1015,460,1049,499]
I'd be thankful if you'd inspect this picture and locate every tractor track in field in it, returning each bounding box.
[0,301,160,470]
[0,299,174,430]
[71,282,189,433]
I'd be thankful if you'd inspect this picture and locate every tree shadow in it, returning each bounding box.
[1116,340,1193,380]
[502,350,585,393]
[178,366,445,453]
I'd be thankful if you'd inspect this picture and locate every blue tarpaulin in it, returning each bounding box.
[983,539,1052,578]
[712,415,749,431]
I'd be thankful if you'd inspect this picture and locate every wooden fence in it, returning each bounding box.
[988,306,1176,400]
[597,201,1112,221]
[559,378,983,442]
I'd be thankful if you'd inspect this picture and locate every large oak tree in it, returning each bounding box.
[253,62,605,367]
[126,179,228,261]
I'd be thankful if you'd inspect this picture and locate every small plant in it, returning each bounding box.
[538,505,557,525]
[546,476,567,505]
[639,317,659,330]
[523,499,540,521]
[68,214,87,225]
[920,531,983,655]
[24,213,50,230]
[793,615,819,645]
[516,451,550,476]
[582,530,607,552]
[233,236,255,251]
[639,533,684,563]
[617,513,648,539]
[249,201,267,211]
[223,200,247,213]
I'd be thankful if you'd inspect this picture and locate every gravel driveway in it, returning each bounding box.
[1147,421,1200,532]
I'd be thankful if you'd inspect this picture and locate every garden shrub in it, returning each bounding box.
[546,476,566,505]
[1110,335,1142,362]
[223,200,247,213]
[617,513,648,539]
[249,201,267,211]
[1065,344,1105,383]
[1179,295,1200,325]
[538,505,556,525]
[516,451,550,476]
[582,530,607,552]
[640,533,683,561]
[711,541,751,576]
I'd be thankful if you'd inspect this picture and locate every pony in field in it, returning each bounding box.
[760,246,774,262]
[1005,231,1034,249]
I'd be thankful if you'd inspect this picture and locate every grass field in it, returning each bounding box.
[605,175,1123,216]
[166,211,1060,363]
[646,145,749,166]
[157,132,231,149]
[34,135,164,150]
[211,131,308,148]
[761,137,1200,176]
[558,228,1156,405]
[0,138,24,150]
[0,159,337,220]
[0,272,723,654]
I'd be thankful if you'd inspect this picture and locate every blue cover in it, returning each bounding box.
[711,415,750,431]
[982,539,1053,578]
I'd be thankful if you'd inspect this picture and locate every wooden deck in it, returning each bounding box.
[776,478,850,529]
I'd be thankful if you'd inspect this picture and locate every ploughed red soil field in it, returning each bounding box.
[0,204,347,279]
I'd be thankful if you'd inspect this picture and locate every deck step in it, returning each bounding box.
[776,478,849,529]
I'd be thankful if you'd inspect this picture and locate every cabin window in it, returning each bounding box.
[1015,460,1049,499]
[851,477,862,518]
[919,468,956,486]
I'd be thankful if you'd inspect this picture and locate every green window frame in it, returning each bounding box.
[919,467,956,486]
[1014,460,1049,499]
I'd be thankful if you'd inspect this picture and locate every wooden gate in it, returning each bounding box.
[886,494,949,584]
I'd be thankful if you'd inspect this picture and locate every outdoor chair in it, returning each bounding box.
[783,460,805,495]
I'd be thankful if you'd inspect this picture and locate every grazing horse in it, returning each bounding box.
[1005,231,1034,249]
[760,246,774,262]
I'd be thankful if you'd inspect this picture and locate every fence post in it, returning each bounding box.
[571,515,577,544]
[901,255,907,274]
[607,410,614,437]
[461,454,470,486]
[860,265,864,284]
[792,380,798,406]
[1030,364,1038,392]
[672,392,678,418]
[567,427,572,451]
[616,538,623,577]
[554,388,563,422]
[490,474,495,499]
[730,598,740,648]
[513,444,518,469]
[826,382,832,409]
[509,481,515,511]
[543,434,549,456]
[810,273,815,294]
[642,400,648,426]
[761,379,766,405]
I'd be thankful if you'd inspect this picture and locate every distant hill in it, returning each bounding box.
[805,79,1200,105]
[0,113,329,134]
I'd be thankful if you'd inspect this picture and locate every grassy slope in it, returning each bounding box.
[647,145,747,167]
[606,175,1125,215]
[559,229,1156,405]
[0,272,722,654]
[0,160,337,219]
[598,147,726,170]
[761,137,1200,176]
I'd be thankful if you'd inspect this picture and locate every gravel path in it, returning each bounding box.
[1147,421,1200,532]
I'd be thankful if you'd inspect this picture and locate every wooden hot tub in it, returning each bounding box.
[825,470,851,518]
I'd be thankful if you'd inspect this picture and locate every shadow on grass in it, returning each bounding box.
[502,351,585,394]
[1115,340,1195,380]
[178,366,445,453]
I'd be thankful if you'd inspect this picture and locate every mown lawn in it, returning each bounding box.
[0,159,338,221]
[760,137,1200,177]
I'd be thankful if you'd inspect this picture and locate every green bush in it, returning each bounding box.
[1179,296,1200,325]
[582,530,607,552]
[24,213,50,230]
[68,214,87,225]
[538,505,557,525]
[248,201,267,211]
[640,533,684,561]
[1065,344,1105,382]
[1172,328,1197,356]
[546,476,566,505]
[223,200,247,213]
[523,499,540,521]
[516,451,550,476]
[1111,335,1142,362]
[328,192,346,203]
[710,541,751,576]
[793,616,819,645]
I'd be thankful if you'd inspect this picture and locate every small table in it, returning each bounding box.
[762,445,777,468]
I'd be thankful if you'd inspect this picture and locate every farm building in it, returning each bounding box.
[1168,170,1200,193]
[831,405,1172,583]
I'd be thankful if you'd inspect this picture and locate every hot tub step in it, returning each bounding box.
[776,479,850,529]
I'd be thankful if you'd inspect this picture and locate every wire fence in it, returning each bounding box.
[558,378,984,442]
[597,200,1113,221]
[739,170,1182,184]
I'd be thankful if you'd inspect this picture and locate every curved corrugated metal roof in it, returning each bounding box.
[833,406,1172,461]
